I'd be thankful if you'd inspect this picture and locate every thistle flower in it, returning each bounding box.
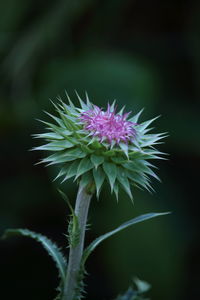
[80,104,136,145]
[33,93,166,200]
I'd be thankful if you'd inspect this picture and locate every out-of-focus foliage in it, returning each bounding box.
[0,1,200,300]
[115,277,151,300]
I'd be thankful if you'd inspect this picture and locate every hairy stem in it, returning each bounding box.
[62,185,93,300]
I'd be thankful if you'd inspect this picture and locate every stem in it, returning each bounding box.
[62,184,93,300]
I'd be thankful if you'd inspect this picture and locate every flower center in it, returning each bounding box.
[80,104,136,144]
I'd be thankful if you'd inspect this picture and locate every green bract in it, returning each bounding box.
[33,93,166,200]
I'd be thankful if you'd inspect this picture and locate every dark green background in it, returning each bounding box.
[0,1,200,299]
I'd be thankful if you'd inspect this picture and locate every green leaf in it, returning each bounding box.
[119,142,129,158]
[123,160,149,174]
[114,287,138,300]
[115,278,151,300]
[65,91,76,109]
[90,154,104,169]
[110,100,116,112]
[62,160,80,182]
[93,166,105,197]
[113,183,119,201]
[33,140,74,151]
[75,90,88,110]
[54,166,69,181]
[81,144,94,154]
[103,149,116,157]
[123,160,160,183]
[41,148,86,165]
[103,162,117,192]
[134,277,151,294]
[126,170,152,192]
[63,148,86,158]
[76,157,93,179]
[85,91,92,107]
[2,229,67,282]
[137,116,160,132]
[41,153,77,165]
[140,133,166,147]
[44,111,66,128]
[38,119,73,139]
[82,212,170,266]
[117,167,133,200]
[118,105,125,115]
[111,156,127,164]
[33,132,64,140]
[128,109,144,123]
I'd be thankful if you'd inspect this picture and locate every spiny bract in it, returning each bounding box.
[33,92,166,200]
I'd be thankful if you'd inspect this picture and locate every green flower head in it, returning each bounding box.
[33,92,166,200]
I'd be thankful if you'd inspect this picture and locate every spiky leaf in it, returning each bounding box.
[76,157,93,179]
[93,166,106,197]
[82,212,170,265]
[117,167,133,199]
[103,162,117,192]
[90,154,104,169]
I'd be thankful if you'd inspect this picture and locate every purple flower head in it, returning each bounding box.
[80,104,137,145]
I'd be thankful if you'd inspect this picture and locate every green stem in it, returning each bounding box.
[62,184,93,300]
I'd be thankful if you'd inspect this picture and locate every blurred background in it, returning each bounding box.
[0,0,200,299]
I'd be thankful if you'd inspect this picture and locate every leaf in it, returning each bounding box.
[123,160,150,175]
[103,162,117,192]
[119,142,129,158]
[111,156,127,164]
[109,100,116,111]
[140,133,167,147]
[65,91,76,108]
[2,229,67,282]
[93,166,105,197]
[62,160,80,182]
[114,278,151,300]
[76,157,93,179]
[117,167,133,200]
[38,119,74,139]
[82,212,170,265]
[81,144,94,154]
[113,183,119,201]
[134,277,151,294]
[137,116,160,132]
[118,105,125,115]
[53,166,69,181]
[33,132,64,140]
[126,170,152,192]
[63,148,86,158]
[42,153,77,165]
[44,110,66,128]
[33,140,74,151]
[103,149,116,157]
[85,91,92,107]
[123,160,160,184]
[41,148,86,165]
[128,109,144,123]
[75,90,88,110]
[114,287,138,300]
[90,154,104,169]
